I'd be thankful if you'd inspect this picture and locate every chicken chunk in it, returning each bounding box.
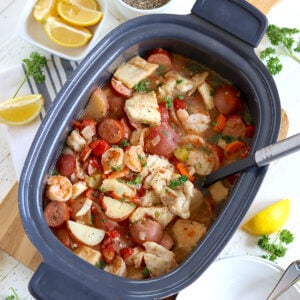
[114,56,158,88]
[143,242,177,277]
[124,92,161,126]
[158,71,196,100]
[104,255,127,277]
[177,109,211,135]
[172,219,206,249]
[198,81,214,110]
[73,245,101,266]
[129,206,175,227]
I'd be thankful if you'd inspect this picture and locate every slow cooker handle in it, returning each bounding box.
[191,0,267,47]
[29,262,111,300]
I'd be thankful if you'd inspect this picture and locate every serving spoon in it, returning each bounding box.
[266,260,300,300]
[197,133,300,188]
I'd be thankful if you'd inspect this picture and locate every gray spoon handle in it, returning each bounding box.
[255,133,300,167]
[204,133,300,187]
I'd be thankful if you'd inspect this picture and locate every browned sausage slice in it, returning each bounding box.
[110,77,132,98]
[98,118,126,144]
[44,201,70,228]
[146,48,172,66]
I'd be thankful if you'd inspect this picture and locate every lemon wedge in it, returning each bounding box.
[33,0,57,23]
[57,1,103,27]
[0,94,44,126]
[242,198,290,236]
[44,17,92,47]
[65,0,99,10]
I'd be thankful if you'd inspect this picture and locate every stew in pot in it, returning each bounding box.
[43,48,254,279]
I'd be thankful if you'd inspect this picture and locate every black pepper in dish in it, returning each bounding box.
[122,0,170,10]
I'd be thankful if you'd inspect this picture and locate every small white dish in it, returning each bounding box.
[18,0,108,61]
[177,256,300,300]
[112,0,175,20]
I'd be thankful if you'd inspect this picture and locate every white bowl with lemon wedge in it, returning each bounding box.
[18,0,108,61]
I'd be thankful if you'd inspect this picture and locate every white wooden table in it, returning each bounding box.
[0,0,299,299]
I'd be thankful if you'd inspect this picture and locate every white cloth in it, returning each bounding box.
[0,56,79,178]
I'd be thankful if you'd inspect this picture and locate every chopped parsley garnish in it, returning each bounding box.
[127,174,142,185]
[257,229,294,262]
[112,165,122,172]
[134,79,151,92]
[165,95,173,108]
[176,79,183,84]
[169,175,188,189]
[96,261,107,269]
[120,139,130,147]
[156,65,165,76]
[142,267,150,276]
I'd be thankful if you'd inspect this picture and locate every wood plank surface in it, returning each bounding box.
[0,0,279,272]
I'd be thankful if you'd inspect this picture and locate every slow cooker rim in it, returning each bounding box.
[18,13,281,299]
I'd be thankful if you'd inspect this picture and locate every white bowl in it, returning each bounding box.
[112,0,176,20]
[177,256,300,300]
[18,0,108,61]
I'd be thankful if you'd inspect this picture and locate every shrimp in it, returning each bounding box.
[186,149,216,176]
[67,129,86,152]
[176,109,210,135]
[46,175,73,202]
[124,145,146,172]
[177,134,206,148]
[101,147,124,174]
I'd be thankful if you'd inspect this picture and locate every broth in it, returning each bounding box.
[43,48,253,279]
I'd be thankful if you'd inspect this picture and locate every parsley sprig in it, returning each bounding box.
[5,287,19,300]
[257,229,294,262]
[260,24,300,75]
[13,52,47,98]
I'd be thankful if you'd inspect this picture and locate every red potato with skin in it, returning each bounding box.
[44,201,70,228]
[80,88,109,121]
[145,124,178,158]
[214,85,242,115]
[129,219,164,245]
[98,118,126,144]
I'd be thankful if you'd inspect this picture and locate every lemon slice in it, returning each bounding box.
[242,198,290,236]
[44,17,92,48]
[33,0,57,23]
[57,1,103,27]
[0,94,44,126]
[65,0,99,10]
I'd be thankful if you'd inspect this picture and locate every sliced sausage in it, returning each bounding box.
[98,118,126,144]
[214,85,242,115]
[146,48,172,66]
[222,115,247,138]
[110,77,132,98]
[129,219,164,245]
[44,201,70,228]
[56,154,76,177]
